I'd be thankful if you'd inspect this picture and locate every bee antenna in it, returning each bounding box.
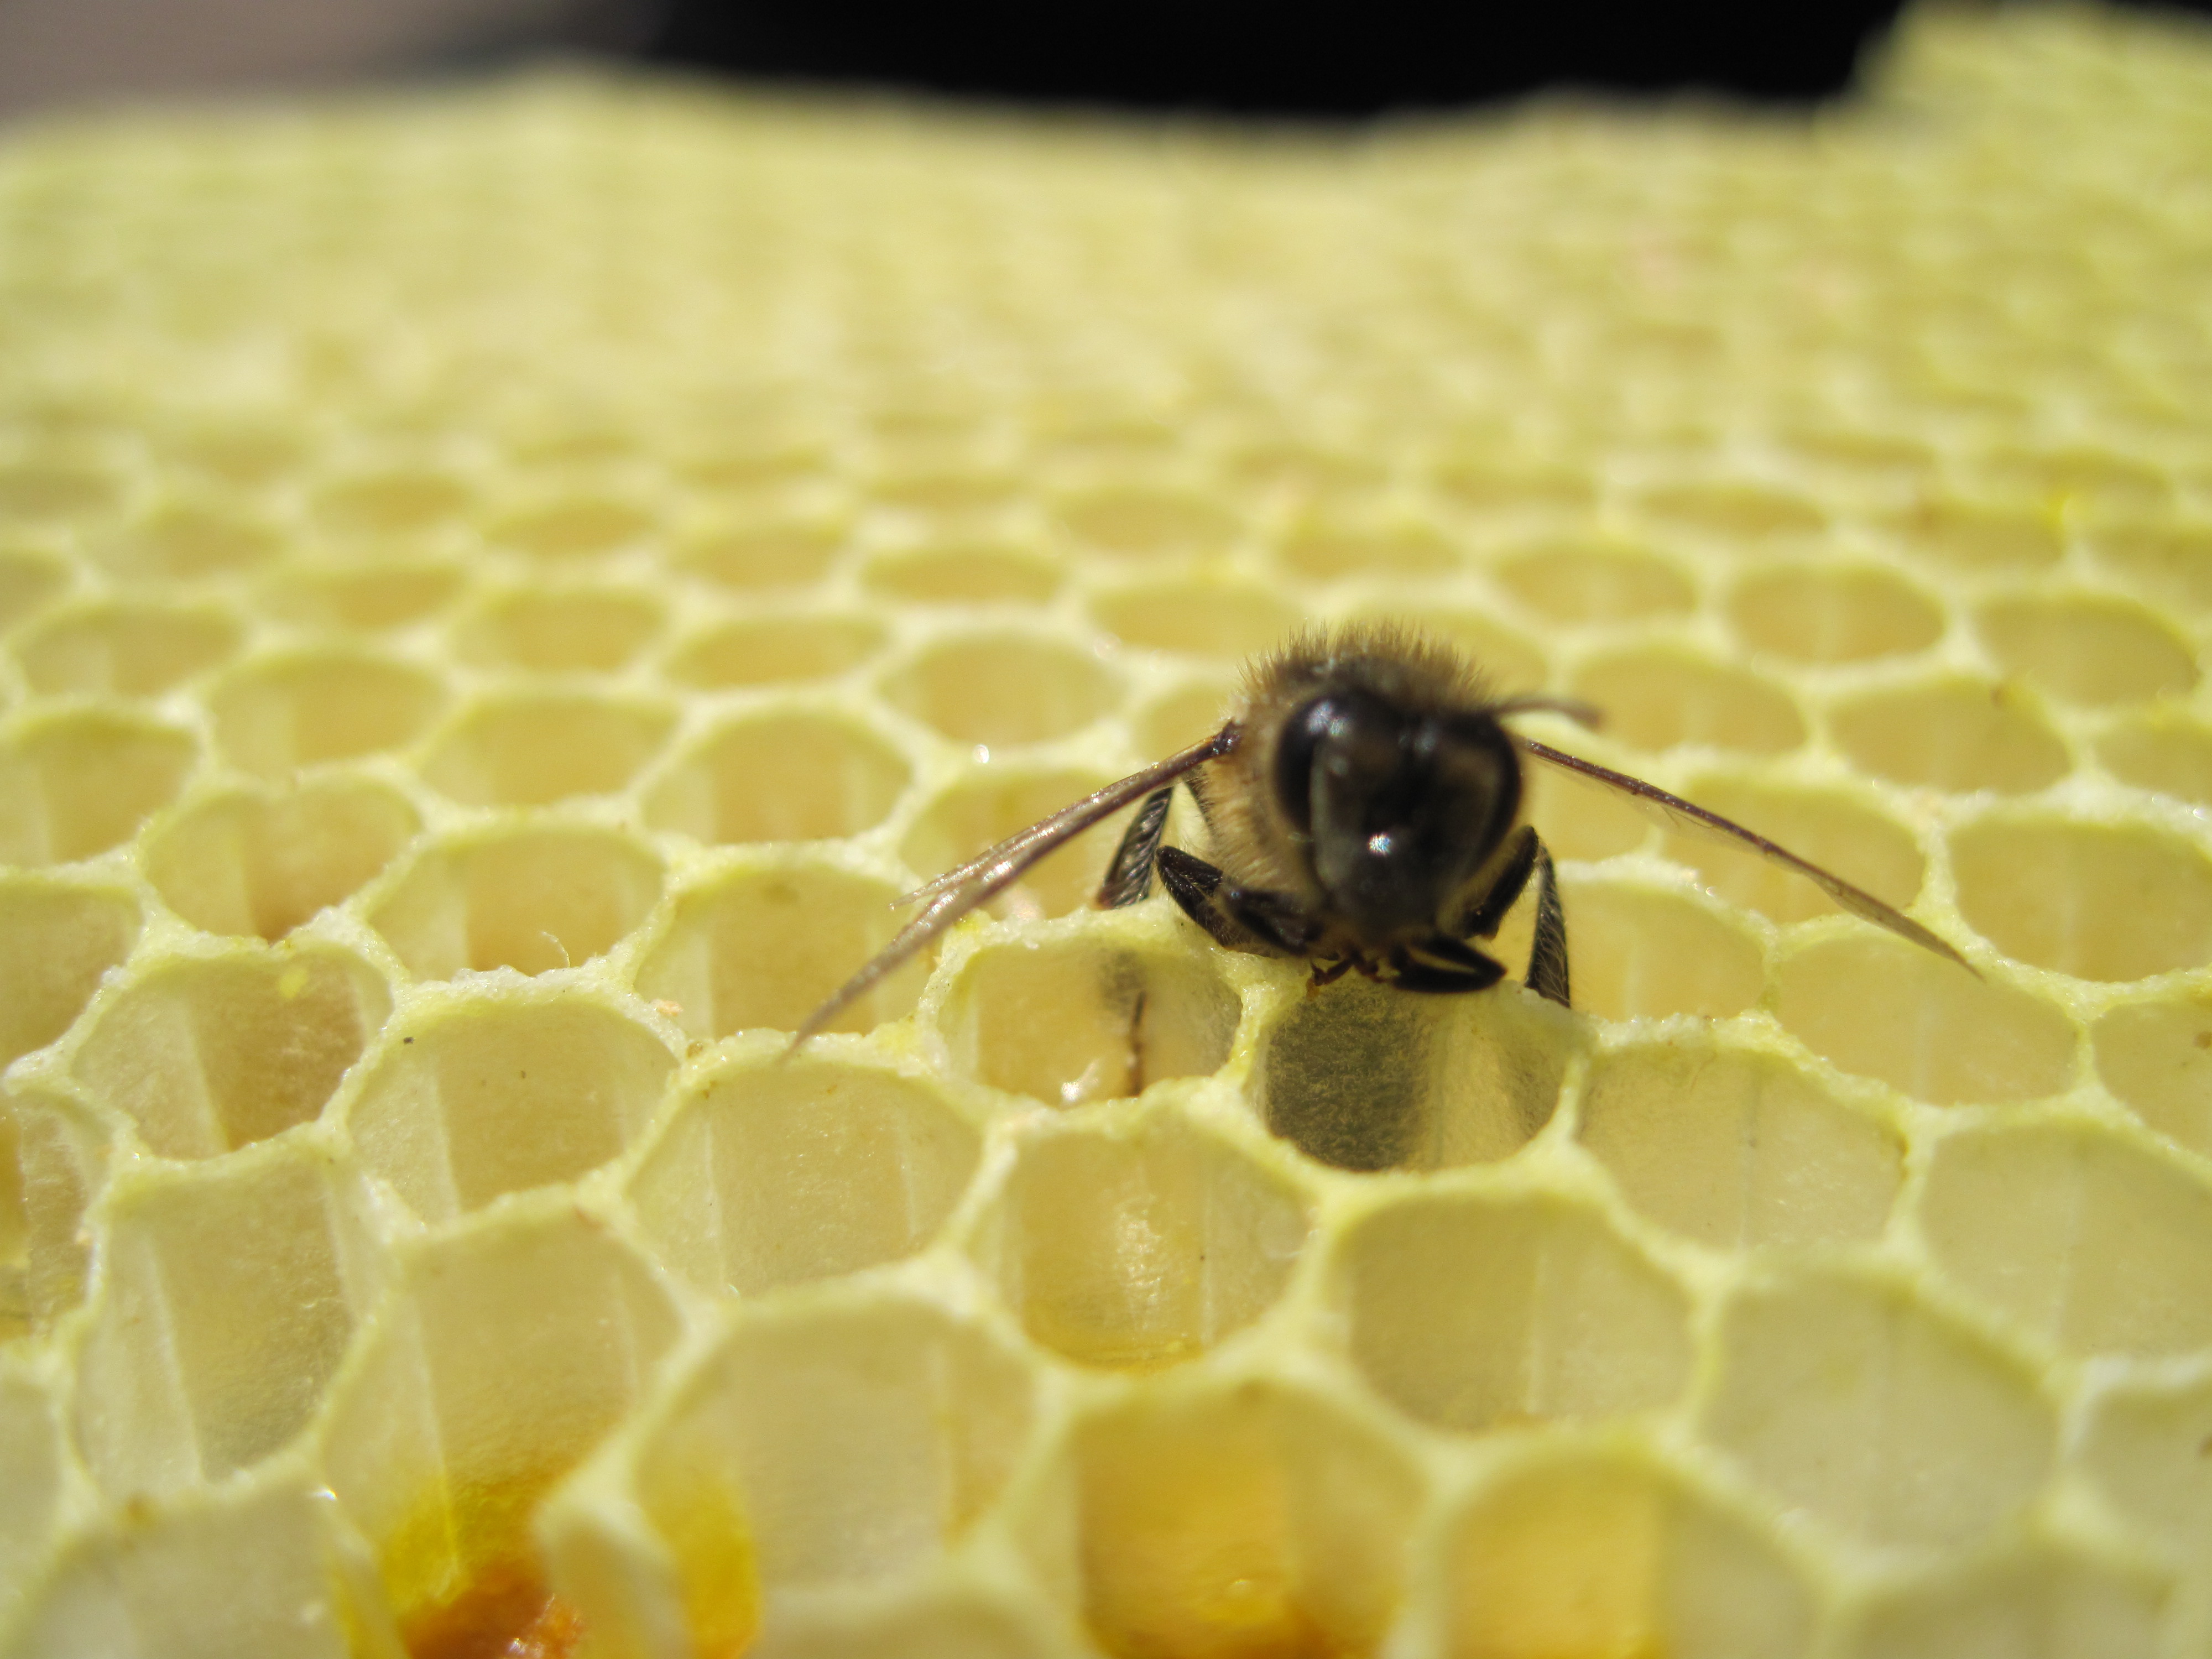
[781,722,1241,1062]
[1494,695,1603,730]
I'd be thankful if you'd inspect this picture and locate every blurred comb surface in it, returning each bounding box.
[2,11,2211,1656]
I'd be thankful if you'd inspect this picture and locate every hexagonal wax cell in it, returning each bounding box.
[0,877,138,1069]
[1726,560,1945,665]
[421,691,674,807]
[1273,518,1458,582]
[677,514,844,591]
[1973,445,2172,517]
[0,709,198,866]
[937,936,1239,1108]
[1773,933,2076,1108]
[1442,1452,1817,1659]
[1040,1379,1423,1659]
[1975,590,2199,708]
[2096,714,2212,808]
[1551,877,1768,1022]
[1826,675,2074,798]
[0,1086,107,1327]
[349,994,676,1222]
[1636,480,1827,545]
[0,546,69,630]
[901,765,1129,923]
[148,777,419,942]
[0,1370,65,1593]
[629,1053,980,1295]
[1491,536,1696,626]
[319,1213,682,1648]
[1224,437,1386,501]
[1433,457,1595,518]
[1699,1268,2054,1552]
[72,1147,376,1494]
[1571,646,1807,757]
[867,466,1019,523]
[1918,1123,2212,1360]
[312,467,472,541]
[1949,812,2212,982]
[643,708,911,846]
[1519,750,1649,864]
[484,492,655,562]
[367,823,661,979]
[635,862,930,1040]
[454,584,664,673]
[860,540,1060,605]
[551,1294,1035,1654]
[1053,485,1238,561]
[1338,1190,1693,1434]
[72,945,390,1159]
[1260,974,1570,1172]
[2093,991,2212,1157]
[0,456,123,526]
[1579,1041,1902,1250]
[1088,576,1307,659]
[261,560,465,633]
[1658,775,1924,928]
[878,633,1121,749]
[968,1113,1310,1369]
[2090,519,2212,612]
[1131,674,1239,760]
[7,1477,360,1659]
[208,651,446,777]
[103,499,284,580]
[2077,1372,2212,1557]
[1838,1540,2169,1659]
[1887,495,2063,575]
[12,599,241,697]
[663,612,885,690]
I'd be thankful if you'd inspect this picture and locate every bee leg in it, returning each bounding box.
[1525,839,1571,1007]
[1156,844,1256,949]
[1097,786,1176,908]
[1455,824,1539,940]
[1390,933,1508,993]
[1157,846,1305,957]
[1223,887,1323,956]
[1391,959,1508,993]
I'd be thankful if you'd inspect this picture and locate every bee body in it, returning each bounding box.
[1108,625,1567,1001]
[791,624,1968,1051]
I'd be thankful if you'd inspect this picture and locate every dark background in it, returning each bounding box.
[649,1,1913,113]
[3,0,2208,123]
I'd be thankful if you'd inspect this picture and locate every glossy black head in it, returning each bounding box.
[1275,689,1522,938]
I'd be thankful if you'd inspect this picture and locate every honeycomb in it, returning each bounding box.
[2,6,2211,1655]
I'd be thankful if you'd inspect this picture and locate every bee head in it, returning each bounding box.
[1275,690,1521,937]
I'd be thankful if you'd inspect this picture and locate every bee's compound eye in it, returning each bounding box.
[1274,695,1344,833]
[1277,692,1409,837]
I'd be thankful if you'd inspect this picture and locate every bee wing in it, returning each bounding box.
[787,724,1240,1051]
[1514,736,1976,974]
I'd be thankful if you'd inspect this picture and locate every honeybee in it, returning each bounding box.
[794,624,1969,1047]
